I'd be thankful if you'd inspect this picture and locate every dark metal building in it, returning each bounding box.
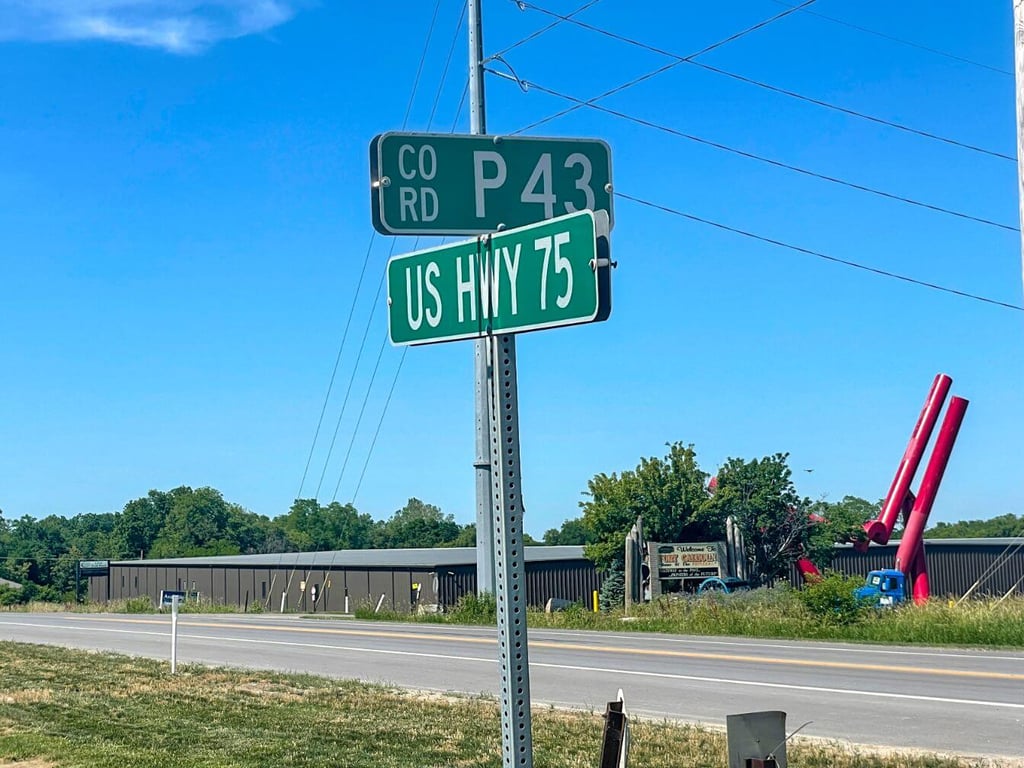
[88,546,602,612]
[792,538,1024,597]
[86,538,1022,612]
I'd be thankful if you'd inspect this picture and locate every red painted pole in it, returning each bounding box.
[908,543,929,605]
[895,395,969,602]
[865,374,952,544]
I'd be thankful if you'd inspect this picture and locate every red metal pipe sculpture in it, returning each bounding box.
[895,395,969,603]
[865,373,952,545]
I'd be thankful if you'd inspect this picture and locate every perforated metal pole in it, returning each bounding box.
[488,326,534,768]
[469,0,495,597]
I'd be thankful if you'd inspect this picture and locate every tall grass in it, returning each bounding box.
[355,585,1024,647]
[0,597,259,615]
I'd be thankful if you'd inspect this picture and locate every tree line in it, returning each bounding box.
[1,441,1014,603]
[0,492,516,602]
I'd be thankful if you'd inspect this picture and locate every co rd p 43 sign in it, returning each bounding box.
[370,132,613,235]
[386,210,612,345]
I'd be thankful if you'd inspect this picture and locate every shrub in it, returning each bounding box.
[125,596,153,614]
[447,592,496,624]
[797,571,869,625]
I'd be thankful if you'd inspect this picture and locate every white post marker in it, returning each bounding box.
[170,595,180,674]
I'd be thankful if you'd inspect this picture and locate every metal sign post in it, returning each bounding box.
[487,328,533,768]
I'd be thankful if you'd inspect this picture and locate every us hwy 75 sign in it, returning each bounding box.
[370,132,613,235]
[387,210,611,345]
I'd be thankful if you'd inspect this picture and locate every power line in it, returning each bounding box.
[429,1,468,129]
[491,71,1019,233]
[329,3,468,503]
[402,0,445,128]
[769,0,1013,77]
[300,0,443,501]
[489,0,602,59]
[353,89,469,500]
[451,78,469,133]
[295,233,374,499]
[513,0,819,134]
[352,347,408,504]
[513,1,1014,163]
[614,189,1024,312]
[331,324,391,503]
[314,259,392,500]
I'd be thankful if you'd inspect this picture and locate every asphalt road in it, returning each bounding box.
[0,612,1021,760]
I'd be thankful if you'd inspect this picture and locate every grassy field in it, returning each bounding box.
[357,586,1024,648]
[0,641,1014,768]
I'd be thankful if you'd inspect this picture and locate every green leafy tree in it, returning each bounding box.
[3,514,66,587]
[705,453,805,586]
[375,498,461,549]
[280,499,376,551]
[112,489,181,558]
[149,487,240,557]
[804,496,877,568]
[444,523,478,548]
[542,517,597,546]
[927,513,1024,539]
[581,442,718,572]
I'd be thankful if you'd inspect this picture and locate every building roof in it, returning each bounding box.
[115,545,588,569]
[837,537,1024,549]
[0,576,22,589]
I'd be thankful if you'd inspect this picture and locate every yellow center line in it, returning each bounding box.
[62,615,1024,682]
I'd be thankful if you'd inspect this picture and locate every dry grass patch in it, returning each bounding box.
[0,692,51,706]
[0,641,1010,768]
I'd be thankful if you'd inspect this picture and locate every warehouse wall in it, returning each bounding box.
[791,542,1024,597]
[100,564,441,613]
[436,559,602,609]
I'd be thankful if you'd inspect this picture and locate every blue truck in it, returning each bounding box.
[854,569,907,607]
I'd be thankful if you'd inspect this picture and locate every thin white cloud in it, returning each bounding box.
[0,1,301,54]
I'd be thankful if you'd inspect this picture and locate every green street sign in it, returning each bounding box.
[370,132,613,235]
[387,210,611,345]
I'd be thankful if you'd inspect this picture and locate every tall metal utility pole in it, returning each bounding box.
[469,3,534,766]
[1015,2,1024,299]
[469,0,496,597]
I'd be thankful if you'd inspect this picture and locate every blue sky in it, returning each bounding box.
[1,0,1020,539]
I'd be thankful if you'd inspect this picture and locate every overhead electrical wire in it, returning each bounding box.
[429,0,468,129]
[294,232,374,500]
[613,189,1023,312]
[352,346,408,504]
[315,259,393,500]
[329,268,393,502]
[489,71,1019,233]
[513,0,820,134]
[489,0,602,59]
[512,0,1015,162]
[769,0,1013,77]
[349,12,479,505]
[331,3,469,503]
[297,0,444,502]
